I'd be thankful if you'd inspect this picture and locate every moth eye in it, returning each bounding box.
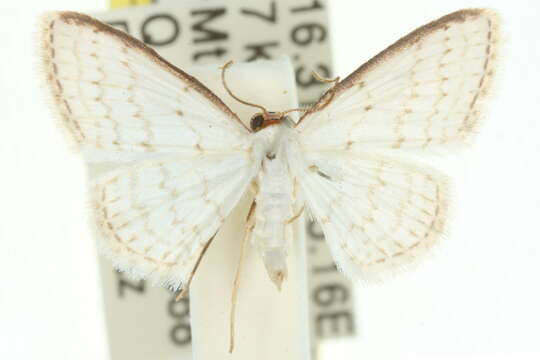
[250,114,265,131]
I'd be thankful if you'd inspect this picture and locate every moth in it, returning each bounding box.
[40,7,498,330]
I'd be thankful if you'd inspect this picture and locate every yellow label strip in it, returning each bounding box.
[110,0,153,8]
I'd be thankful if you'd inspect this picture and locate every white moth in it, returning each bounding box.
[40,8,499,320]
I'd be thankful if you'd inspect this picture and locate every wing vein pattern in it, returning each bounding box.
[297,9,499,152]
[40,12,250,163]
[40,12,257,290]
[294,9,499,281]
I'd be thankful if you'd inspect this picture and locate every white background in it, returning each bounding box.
[1,1,539,360]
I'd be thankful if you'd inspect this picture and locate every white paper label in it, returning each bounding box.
[98,0,332,105]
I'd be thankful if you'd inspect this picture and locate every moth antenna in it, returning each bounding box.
[221,61,270,116]
[311,70,340,86]
[280,107,309,116]
[315,90,338,112]
[305,71,341,113]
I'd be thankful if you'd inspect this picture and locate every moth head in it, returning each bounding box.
[250,112,293,132]
[250,113,265,131]
[221,61,305,132]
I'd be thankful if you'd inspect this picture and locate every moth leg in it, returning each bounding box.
[286,205,305,224]
[249,180,259,197]
[229,200,256,353]
[308,71,341,113]
[175,234,216,301]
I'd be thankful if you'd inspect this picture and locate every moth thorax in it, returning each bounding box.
[250,112,293,132]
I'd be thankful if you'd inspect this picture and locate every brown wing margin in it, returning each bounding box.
[40,11,250,133]
[296,8,500,127]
